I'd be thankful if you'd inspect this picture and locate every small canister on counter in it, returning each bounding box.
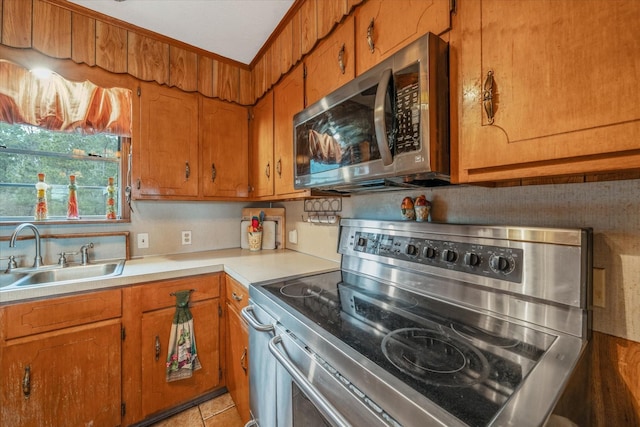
[414,195,431,222]
[401,197,415,220]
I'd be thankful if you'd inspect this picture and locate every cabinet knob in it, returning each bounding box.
[338,43,346,74]
[22,366,31,398]
[232,292,244,302]
[211,163,217,182]
[276,158,282,178]
[240,347,248,373]
[483,70,495,125]
[367,19,375,53]
[185,162,191,180]
[265,162,271,179]
[155,335,161,361]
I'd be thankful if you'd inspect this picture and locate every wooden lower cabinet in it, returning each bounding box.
[122,273,223,425]
[225,275,250,423]
[0,290,122,427]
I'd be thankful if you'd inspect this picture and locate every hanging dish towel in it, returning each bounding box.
[166,290,202,382]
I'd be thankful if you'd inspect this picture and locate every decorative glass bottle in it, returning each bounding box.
[106,177,117,220]
[34,173,48,220]
[67,175,79,219]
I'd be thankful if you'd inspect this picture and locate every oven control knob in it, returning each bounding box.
[406,244,418,256]
[464,252,481,267]
[357,237,367,247]
[489,254,512,273]
[423,246,437,259]
[441,249,457,263]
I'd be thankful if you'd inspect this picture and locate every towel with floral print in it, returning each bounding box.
[166,290,202,382]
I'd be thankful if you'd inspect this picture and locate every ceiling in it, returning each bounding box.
[67,0,295,65]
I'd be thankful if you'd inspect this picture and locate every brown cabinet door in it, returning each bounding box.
[250,92,275,198]
[355,0,451,75]
[225,303,250,424]
[0,320,122,427]
[274,64,307,197]
[454,0,640,183]
[141,299,220,417]
[201,98,249,198]
[136,82,199,198]
[304,15,355,106]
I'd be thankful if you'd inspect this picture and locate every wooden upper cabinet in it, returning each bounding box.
[305,14,355,106]
[354,0,451,75]
[250,92,275,198]
[274,64,307,197]
[200,98,249,198]
[453,0,640,183]
[1,0,32,48]
[136,82,199,198]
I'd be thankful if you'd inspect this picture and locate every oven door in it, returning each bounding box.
[243,302,392,427]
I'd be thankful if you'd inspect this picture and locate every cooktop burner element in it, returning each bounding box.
[382,327,490,387]
[249,219,592,427]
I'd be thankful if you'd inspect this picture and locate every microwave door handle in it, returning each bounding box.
[241,306,275,332]
[374,68,393,166]
[269,335,351,427]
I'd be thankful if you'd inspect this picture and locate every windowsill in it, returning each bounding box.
[0,218,130,226]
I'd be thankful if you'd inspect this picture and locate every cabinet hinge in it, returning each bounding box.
[218,304,223,317]
[450,0,457,14]
[248,110,252,121]
[121,403,126,417]
[137,86,141,97]
[121,326,126,341]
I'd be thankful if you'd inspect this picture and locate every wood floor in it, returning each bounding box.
[150,393,244,427]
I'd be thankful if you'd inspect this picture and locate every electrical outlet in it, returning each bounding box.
[137,233,149,249]
[181,230,192,245]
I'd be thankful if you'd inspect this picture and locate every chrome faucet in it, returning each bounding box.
[80,242,94,265]
[9,223,44,268]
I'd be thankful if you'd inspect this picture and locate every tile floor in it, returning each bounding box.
[150,393,244,427]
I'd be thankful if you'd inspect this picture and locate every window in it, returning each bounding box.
[0,122,123,220]
[0,59,132,223]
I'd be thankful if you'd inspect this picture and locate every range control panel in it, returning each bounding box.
[353,231,523,283]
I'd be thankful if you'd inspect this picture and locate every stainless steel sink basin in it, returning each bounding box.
[1,260,125,289]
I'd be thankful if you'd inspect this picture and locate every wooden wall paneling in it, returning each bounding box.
[197,55,214,97]
[347,0,365,10]
[71,13,95,65]
[169,45,198,91]
[317,0,348,39]
[238,67,253,105]
[291,9,303,64]
[299,0,318,55]
[252,54,267,101]
[0,1,2,47]
[270,32,284,84]
[2,0,32,48]
[95,21,127,73]
[278,20,294,77]
[213,59,240,102]
[32,1,71,58]
[127,32,169,84]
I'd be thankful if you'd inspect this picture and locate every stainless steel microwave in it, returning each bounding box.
[293,32,449,193]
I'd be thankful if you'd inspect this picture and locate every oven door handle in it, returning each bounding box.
[241,305,275,332]
[269,335,351,427]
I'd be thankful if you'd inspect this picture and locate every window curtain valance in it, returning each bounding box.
[0,60,132,137]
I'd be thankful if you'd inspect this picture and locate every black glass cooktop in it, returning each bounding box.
[262,270,556,427]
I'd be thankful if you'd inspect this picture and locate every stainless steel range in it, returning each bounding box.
[242,219,592,427]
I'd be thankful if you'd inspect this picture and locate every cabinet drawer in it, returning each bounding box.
[139,273,221,312]
[2,289,122,340]
[226,275,248,311]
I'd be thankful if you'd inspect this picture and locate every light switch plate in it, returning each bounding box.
[137,233,149,249]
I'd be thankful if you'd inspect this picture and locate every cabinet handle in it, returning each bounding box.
[240,347,248,373]
[338,43,346,74]
[367,19,375,53]
[22,366,31,398]
[185,162,191,180]
[482,70,495,125]
[155,335,161,361]
[232,291,244,302]
[276,158,282,178]
[265,161,271,179]
[136,178,141,190]
[211,163,217,182]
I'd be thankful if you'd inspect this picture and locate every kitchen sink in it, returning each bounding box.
[1,260,125,289]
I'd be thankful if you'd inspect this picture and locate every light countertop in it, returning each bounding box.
[0,249,340,304]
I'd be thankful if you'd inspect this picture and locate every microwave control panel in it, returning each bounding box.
[395,80,420,154]
[352,231,524,284]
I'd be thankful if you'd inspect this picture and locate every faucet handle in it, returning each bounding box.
[57,252,78,267]
[2,255,19,273]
